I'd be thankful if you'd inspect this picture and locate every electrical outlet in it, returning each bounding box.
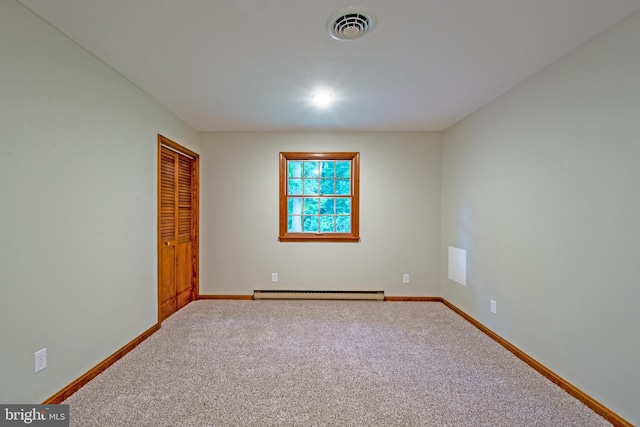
[490,300,497,314]
[271,273,278,283]
[402,274,410,284]
[34,348,47,373]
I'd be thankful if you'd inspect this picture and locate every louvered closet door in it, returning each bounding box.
[175,154,193,311]
[159,145,196,321]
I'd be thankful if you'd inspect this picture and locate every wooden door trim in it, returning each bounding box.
[160,136,199,159]
[157,134,200,323]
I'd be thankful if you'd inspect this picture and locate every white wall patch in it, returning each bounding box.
[448,246,467,286]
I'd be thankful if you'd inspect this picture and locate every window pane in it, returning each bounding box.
[280,152,359,242]
[320,179,335,195]
[336,161,351,178]
[336,179,350,195]
[336,198,351,214]
[288,215,302,232]
[303,216,318,232]
[336,216,351,232]
[320,198,335,214]
[303,198,318,214]
[320,161,334,177]
[288,198,302,215]
[288,178,302,195]
[303,179,319,195]
[303,161,319,178]
[288,161,302,178]
[320,216,335,232]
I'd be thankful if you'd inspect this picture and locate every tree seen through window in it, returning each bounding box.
[279,152,359,242]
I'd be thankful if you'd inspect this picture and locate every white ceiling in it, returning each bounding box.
[17,0,640,132]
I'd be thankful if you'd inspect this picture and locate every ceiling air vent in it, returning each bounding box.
[326,6,377,41]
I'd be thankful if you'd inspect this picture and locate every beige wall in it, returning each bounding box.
[200,132,442,297]
[0,0,200,403]
[441,10,640,424]
[2,0,638,422]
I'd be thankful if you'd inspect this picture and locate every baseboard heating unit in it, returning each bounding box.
[253,290,384,301]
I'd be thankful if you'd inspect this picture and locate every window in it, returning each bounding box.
[279,152,360,242]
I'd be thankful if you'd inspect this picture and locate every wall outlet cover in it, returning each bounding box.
[34,348,47,373]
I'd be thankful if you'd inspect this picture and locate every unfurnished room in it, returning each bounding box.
[1,1,639,426]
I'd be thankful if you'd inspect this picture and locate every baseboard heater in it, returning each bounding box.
[253,290,384,301]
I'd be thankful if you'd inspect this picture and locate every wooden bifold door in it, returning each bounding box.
[158,135,199,322]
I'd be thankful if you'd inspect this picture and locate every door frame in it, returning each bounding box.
[157,134,200,323]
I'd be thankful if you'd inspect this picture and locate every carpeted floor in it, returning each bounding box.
[64,300,610,426]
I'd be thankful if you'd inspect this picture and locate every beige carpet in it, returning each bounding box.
[64,300,610,426]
